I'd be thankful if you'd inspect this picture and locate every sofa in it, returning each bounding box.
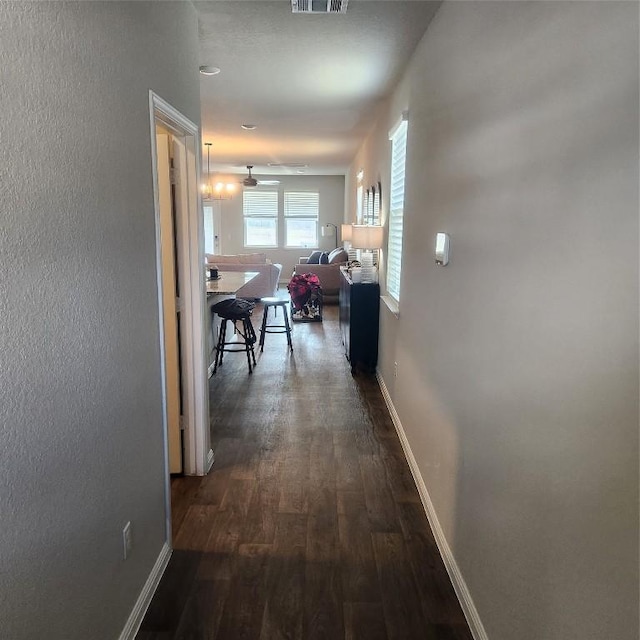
[205,253,282,300]
[292,247,349,304]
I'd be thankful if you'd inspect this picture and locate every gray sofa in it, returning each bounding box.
[292,248,348,304]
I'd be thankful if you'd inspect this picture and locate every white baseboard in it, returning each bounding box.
[118,542,172,640]
[376,373,489,640]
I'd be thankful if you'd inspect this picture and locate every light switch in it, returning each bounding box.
[435,232,450,266]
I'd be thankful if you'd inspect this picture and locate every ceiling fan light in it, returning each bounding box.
[243,165,258,187]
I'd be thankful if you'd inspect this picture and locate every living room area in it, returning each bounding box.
[202,173,348,296]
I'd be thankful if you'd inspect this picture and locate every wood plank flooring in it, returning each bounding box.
[137,302,472,640]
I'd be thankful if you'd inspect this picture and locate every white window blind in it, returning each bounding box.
[356,184,363,224]
[372,186,380,225]
[387,116,408,302]
[366,189,374,224]
[362,186,380,226]
[243,190,278,247]
[284,191,319,248]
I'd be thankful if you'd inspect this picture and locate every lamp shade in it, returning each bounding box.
[341,223,353,241]
[351,225,384,249]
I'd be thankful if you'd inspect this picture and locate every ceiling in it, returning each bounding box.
[194,0,441,176]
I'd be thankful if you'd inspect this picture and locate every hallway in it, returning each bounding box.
[137,304,472,639]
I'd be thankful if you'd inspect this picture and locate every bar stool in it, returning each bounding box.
[258,297,293,352]
[211,299,257,374]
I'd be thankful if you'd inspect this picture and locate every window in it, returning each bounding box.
[387,114,408,302]
[356,184,363,224]
[362,185,381,226]
[365,189,373,225]
[243,190,278,247]
[284,191,319,248]
[372,184,381,226]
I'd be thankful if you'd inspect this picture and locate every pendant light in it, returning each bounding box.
[202,141,234,201]
[202,142,213,200]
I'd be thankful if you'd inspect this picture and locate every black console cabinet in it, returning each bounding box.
[339,268,380,374]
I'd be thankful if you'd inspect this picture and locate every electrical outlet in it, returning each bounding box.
[122,521,132,560]
[394,362,398,378]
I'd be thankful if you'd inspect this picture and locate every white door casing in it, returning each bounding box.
[149,91,213,542]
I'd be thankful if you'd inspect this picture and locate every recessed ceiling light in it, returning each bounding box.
[199,65,221,76]
[296,169,306,174]
[241,124,257,130]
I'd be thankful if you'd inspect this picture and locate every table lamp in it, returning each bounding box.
[350,225,384,283]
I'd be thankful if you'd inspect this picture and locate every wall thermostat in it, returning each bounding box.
[435,232,450,266]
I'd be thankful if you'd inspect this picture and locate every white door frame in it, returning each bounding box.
[148,93,213,500]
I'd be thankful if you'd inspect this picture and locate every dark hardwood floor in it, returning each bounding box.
[137,302,472,640]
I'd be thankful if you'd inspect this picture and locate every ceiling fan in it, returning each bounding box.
[240,165,280,187]
[242,165,258,187]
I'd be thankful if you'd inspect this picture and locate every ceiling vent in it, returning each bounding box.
[291,0,348,14]
[267,162,308,169]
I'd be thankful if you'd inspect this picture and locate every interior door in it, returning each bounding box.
[156,132,183,474]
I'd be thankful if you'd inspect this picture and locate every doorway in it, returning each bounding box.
[149,92,213,542]
[155,129,184,475]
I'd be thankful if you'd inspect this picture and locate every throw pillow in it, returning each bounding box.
[319,251,329,264]
[328,247,349,264]
[306,250,322,264]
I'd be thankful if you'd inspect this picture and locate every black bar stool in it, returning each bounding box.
[211,299,257,374]
[258,297,293,352]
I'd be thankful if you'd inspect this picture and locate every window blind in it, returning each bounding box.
[284,191,319,248]
[243,190,278,216]
[387,117,408,302]
[372,187,380,225]
[243,190,278,247]
[284,192,319,218]
[367,189,374,224]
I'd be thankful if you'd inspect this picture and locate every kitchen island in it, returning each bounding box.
[206,271,259,377]
[206,270,259,297]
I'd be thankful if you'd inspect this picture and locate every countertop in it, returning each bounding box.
[206,271,259,296]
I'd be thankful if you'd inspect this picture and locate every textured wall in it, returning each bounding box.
[352,2,639,638]
[0,2,200,638]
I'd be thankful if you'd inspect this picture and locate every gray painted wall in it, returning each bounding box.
[350,2,639,638]
[0,2,200,638]
[214,174,346,279]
